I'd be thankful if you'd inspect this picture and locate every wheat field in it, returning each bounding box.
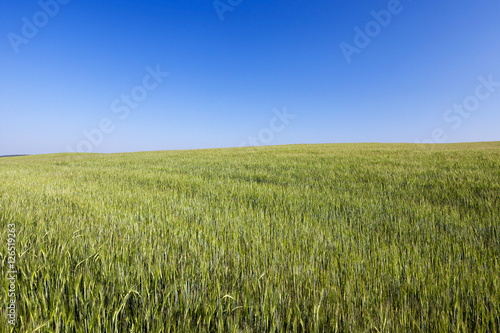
[1,143,499,332]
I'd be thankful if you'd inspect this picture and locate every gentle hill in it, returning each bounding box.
[1,142,499,331]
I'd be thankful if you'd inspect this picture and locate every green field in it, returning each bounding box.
[1,143,499,332]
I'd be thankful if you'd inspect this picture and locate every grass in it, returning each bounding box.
[1,142,499,332]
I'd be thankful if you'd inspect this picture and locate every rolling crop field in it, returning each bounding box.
[1,142,499,332]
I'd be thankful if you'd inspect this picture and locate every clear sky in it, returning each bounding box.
[1,0,499,155]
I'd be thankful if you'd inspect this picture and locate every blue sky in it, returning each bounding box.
[1,0,499,154]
